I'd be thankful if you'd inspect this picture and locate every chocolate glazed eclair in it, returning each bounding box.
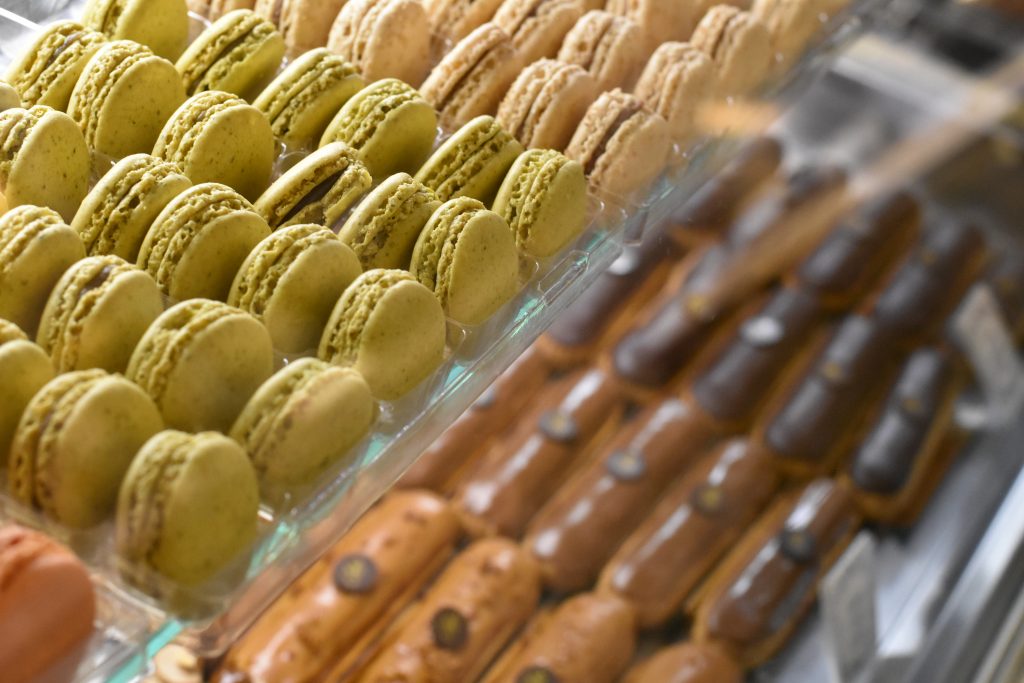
[692,478,861,667]
[481,592,637,683]
[843,347,963,525]
[349,538,541,683]
[624,642,743,683]
[214,491,462,683]
[598,439,780,628]
[793,189,922,311]
[526,286,822,594]
[398,345,553,493]
[455,366,627,538]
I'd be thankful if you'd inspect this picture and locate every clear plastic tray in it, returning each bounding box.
[0,1,883,679]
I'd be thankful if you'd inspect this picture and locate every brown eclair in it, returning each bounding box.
[843,347,963,525]
[214,491,462,683]
[794,189,922,310]
[481,592,637,683]
[349,538,541,683]
[985,250,1024,341]
[868,221,987,347]
[753,314,895,478]
[455,367,627,538]
[623,642,743,683]
[667,136,783,246]
[598,438,779,627]
[692,478,861,667]
[398,346,553,493]
[525,395,720,594]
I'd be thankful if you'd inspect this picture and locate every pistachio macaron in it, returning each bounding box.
[82,0,189,60]
[0,206,86,335]
[691,6,773,95]
[253,142,371,230]
[68,40,186,159]
[154,91,275,201]
[320,79,438,180]
[319,269,446,400]
[634,42,715,143]
[228,224,363,354]
[37,255,165,373]
[0,319,54,466]
[72,154,192,261]
[0,81,20,112]
[415,115,523,204]
[337,173,441,270]
[0,106,90,221]
[9,369,163,529]
[411,197,519,325]
[230,358,376,507]
[254,48,364,151]
[328,0,432,86]
[496,58,597,150]
[127,299,275,432]
[116,429,259,587]
[493,148,587,258]
[5,21,106,110]
[176,9,285,100]
[139,183,271,301]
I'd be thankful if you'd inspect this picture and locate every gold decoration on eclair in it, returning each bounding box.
[691,483,725,516]
[333,553,379,594]
[431,607,469,650]
[820,361,847,384]
[538,410,578,443]
[605,449,646,481]
[778,527,817,564]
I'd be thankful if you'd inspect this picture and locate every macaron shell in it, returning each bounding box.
[4,22,106,110]
[496,59,596,150]
[753,0,821,66]
[85,0,190,60]
[0,82,19,111]
[715,11,773,94]
[1,107,90,221]
[423,0,506,55]
[0,339,54,465]
[634,42,714,142]
[438,208,520,324]
[17,373,163,528]
[557,11,646,91]
[495,0,583,65]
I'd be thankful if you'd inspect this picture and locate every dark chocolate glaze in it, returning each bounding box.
[872,263,946,339]
[916,221,984,275]
[850,349,951,493]
[611,294,709,388]
[844,190,922,244]
[692,287,822,423]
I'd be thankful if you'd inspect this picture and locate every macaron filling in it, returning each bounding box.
[583,100,642,175]
[280,171,344,224]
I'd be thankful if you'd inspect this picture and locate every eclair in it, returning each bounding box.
[481,592,637,683]
[868,221,987,347]
[667,136,783,246]
[598,439,779,628]
[525,395,720,594]
[752,314,895,479]
[693,478,861,666]
[794,189,922,311]
[456,367,627,538]
[843,348,962,525]
[624,642,743,683]
[349,538,541,683]
[214,491,462,683]
[398,346,552,493]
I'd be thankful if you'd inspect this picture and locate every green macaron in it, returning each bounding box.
[68,40,186,159]
[253,142,372,230]
[492,148,588,258]
[138,182,271,301]
[82,0,189,60]
[337,173,441,270]
[176,9,286,101]
[255,48,365,151]
[9,369,163,529]
[0,206,86,335]
[320,78,438,180]
[0,81,20,111]
[229,224,363,355]
[116,429,259,588]
[5,21,107,110]
[127,299,275,433]
[0,319,55,466]
[72,153,192,261]
[153,91,276,201]
[415,115,523,204]
[0,106,91,221]
[37,255,165,373]
[230,358,376,507]
[411,197,519,325]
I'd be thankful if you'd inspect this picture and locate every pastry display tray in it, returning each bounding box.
[0,1,885,681]
[751,26,1024,683]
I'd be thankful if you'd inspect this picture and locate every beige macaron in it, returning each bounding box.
[634,42,715,143]
[691,6,773,95]
[496,58,597,151]
[557,11,646,92]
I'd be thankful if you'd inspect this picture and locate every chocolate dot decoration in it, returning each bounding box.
[691,484,724,516]
[333,554,378,594]
[820,360,848,384]
[741,316,784,348]
[473,386,497,410]
[779,528,817,564]
[606,449,646,481]
[431,607,469,651]
[517,666,561,683]
[539,410,578,443]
